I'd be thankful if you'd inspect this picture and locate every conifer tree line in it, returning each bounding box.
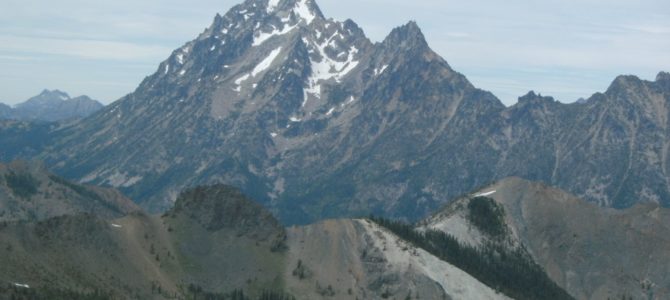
[369,215,574,300]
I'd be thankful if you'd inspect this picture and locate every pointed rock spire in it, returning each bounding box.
[382,21,429,50]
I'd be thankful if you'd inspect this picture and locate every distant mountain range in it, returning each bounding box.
[0,0,668,226]
[0,89,104,122]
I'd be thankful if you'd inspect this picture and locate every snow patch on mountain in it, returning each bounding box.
[293,0,316,24]
[253,24,297,46]
[474,190,496,197]
[302,31,360,106]
[252,47,283,77]
[266,0,280,13]
[374,65,388,76]
[233,74,251,92]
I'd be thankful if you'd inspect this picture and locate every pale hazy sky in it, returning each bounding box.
[0,0,668,105]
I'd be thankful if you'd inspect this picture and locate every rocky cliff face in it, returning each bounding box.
[4,0,666,224]
[422,178,670,300]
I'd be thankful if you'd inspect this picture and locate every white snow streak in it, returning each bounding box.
[233,74,251,92]
[253,24,297,46]
[325,107,335,116]
[270,132,278,137]
[374,64,389,76]
[474,190,496,197]
[164,64,170,74]
[293,0,316,24]
[251,47,282,77]
[289,116,301,122]
[267,0,280,13]
[176,54,184,64]
[111,223,122,228]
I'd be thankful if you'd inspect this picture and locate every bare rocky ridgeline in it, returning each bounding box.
[0,0,668,226]
[0,160,140,221]
[422,177,670,300]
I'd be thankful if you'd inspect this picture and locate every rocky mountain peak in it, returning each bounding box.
[3,90,103,122]
[382,21,429,52]
[20,89,71,108]
[656,71,670,89]
[606,74,643,94]
[167,185,284,236]
[39,89,70,99]
[517,91,557,106]
[268,0,324,20]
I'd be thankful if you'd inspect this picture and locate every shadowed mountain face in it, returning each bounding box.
[422,177,670,300]
[0,103,11,119]
[2,0,668,224]
[1,89,104,122]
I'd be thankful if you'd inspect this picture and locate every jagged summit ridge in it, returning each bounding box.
[34,0,670,225]
[42,0,487,221]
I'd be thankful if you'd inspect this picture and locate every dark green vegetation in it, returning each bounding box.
[467,197,507,238]
[4,172,38,198]
[0,283,295,300]
[370,216,574,300]
[0,283,113,300]
[0,184,293,299]
[182,285,295,300]
[0,120,53,162]
[47,175,102,202]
